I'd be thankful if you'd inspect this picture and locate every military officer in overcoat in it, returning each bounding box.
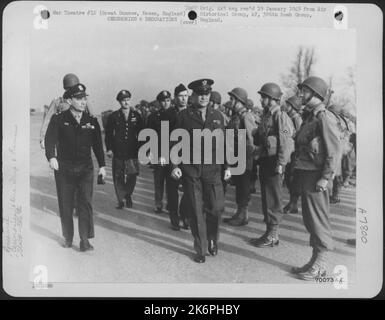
[170,79,231,263]
[105,90,143,209]
[45,83,106,251]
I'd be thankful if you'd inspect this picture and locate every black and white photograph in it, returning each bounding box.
[2,2,383,299]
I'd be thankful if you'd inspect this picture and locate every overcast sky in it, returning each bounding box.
[31,21,356,113]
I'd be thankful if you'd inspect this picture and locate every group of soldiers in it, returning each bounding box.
[40,73,356,281]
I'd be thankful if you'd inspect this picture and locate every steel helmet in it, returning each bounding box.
[258,83,283,100]
[298,76,328,100]
[228,87,248,105]
[63,73,80,90]
[285,96,302,112]
[210,91,222,105]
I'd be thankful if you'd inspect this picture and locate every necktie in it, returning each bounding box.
[199,110,205,122]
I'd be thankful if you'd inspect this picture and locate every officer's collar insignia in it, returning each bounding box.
[64,122,69,126]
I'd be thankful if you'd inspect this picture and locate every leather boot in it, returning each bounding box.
[223,209,240,223]
[228,206,249,226]
[296,249,328,281]
[250,225,279,247]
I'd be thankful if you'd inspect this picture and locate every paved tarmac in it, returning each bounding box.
[29,112,356,284]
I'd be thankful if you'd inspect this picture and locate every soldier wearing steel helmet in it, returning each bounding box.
[282,95,303,214]
[39,74,94,149]
[249,83,294,248]
[223,88,258,226]
[290,76,342,281]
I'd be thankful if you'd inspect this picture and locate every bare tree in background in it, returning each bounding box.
[330,66,357,125]
[280,46,316,98]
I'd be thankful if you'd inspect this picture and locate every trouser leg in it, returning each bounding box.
[259,165,284,227]
[203,180,224,243]
[300,170,334,252]
[56,170,75,242]
[126,174,137,196]
[166,173,180,226]
[77,166,95,241]
[153,165,166,208]
[112,157,127,203]
[183,175,207,256]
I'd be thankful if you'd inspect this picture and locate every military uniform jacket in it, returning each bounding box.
[105,109,143,159]
[255,105,293,167]
[226,111,257,171]
[40,97,93,143]
[45,109,105,167]
[171,104,227,180]
[147,107,176,158]
[293,103,341,180]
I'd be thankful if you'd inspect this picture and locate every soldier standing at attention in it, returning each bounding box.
[171,79,231,263]
[105,90,143,209]
[147,90,172,213]
[282,96,303,214]
[45,84,106,251]
[250,83,293,248]
[40,73,94,149]
[223,88,257,226]
[290,76,341,280]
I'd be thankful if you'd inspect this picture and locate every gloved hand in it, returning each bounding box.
[99,166,106,179]
[106,150,113,158]
[171,168,182,180]
[49,158,59,170]
[223,169,232,181]
[316,178,328,192]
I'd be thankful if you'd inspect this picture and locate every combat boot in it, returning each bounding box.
[223,208,240,223]
[228,206,249,226]
[283,202,299,214]
[250,225,279,247]
[291,249,318,274]
[296,250,327,281]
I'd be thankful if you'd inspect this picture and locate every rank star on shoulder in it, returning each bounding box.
[144,304,178,318]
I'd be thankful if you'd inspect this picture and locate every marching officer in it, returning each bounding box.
[290,76,341,280]
[250,83,293,248]
[163,84,190,230]
[45,84,106,251]
[171,79,231,263]
[223,88,257,226]
[40,73,94,149]
[147,90,172,213]
[282,96,303,214]
[105,90,143,209]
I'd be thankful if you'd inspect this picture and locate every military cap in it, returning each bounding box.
[156,90,171,102]
[188,78,214,95]
[174,84,188,96]
[210,91,222,104]
[66,83,88,98]
[116,90,132,101]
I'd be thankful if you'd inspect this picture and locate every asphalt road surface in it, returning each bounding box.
[30,112,356,284]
